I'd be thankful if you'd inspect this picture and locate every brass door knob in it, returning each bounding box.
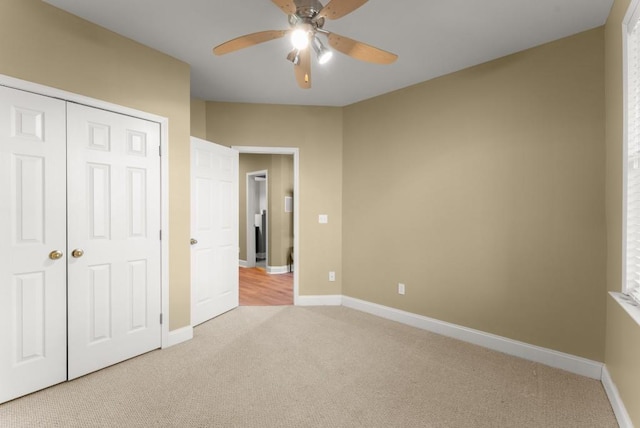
[49,250,63,260]
[71,248,84,258]
[190,238,198,245]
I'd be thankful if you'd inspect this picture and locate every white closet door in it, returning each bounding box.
[190,137,239,326]
[67,103,161,380]
[0,86,67,403]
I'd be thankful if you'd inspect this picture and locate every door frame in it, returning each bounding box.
[233,146,300,305]
[0,74,172,349]
[245,169,268,269]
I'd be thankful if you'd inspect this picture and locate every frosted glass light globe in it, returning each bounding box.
[291,29,309,50]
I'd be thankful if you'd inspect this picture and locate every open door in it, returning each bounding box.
[190,137,239,326]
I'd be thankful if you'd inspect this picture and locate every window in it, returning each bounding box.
[624,2,640,305]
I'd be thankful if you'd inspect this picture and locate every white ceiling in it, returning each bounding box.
[43,0,613,107]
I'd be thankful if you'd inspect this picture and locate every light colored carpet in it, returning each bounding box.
[0,306,617,427]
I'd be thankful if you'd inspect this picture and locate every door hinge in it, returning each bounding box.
[159,145,161,157]
[159,230,162,240]
[160,313,163,325]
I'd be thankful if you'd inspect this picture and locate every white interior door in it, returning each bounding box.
[191,137,238,326]
[0,86,67,402]
[67,103,161,380]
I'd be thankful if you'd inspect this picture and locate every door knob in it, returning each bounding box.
[190,238,198,245]
[71,248,84,258]
[49,250,63,260]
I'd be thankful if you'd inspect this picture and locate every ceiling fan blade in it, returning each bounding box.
[327,33,398,64]
[316,0,368,20]
[272,0,297,15]
[294,48,311,89]
[213,30,287,56]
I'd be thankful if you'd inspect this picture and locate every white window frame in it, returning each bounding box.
[623,0,640,307]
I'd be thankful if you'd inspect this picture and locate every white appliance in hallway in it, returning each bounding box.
[0,85,162,402]
[190,137,239,326]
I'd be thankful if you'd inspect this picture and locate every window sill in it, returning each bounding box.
[610,292,640,327]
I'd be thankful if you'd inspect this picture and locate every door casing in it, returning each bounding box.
[0,74,173,348]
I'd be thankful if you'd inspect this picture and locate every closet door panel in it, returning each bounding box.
[67,103,161,380]
[0,86,67,403]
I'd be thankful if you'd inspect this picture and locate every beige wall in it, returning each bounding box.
[0,0,192,330]
[191,98,207,139]
[238,154,293,267]
[268,155,294,267]
[343,28,606,361]
[605,0,640,424]
[206,103,343,295]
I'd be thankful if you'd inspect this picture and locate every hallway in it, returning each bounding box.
[239,268,293,306]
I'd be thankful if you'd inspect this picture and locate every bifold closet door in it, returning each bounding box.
[66,103,162,380]
[0,86,68,403]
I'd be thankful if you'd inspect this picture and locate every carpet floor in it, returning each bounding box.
[0,306,617,427]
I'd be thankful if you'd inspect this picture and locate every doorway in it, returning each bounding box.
[246,170,268,269]
[233,146,299,305]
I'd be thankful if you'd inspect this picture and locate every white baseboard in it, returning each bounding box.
[297,295,342,306]
[238,261,294,273]
[164,325,193,348]
[267,265,290,274]
[602,365,633,428]
[341,296,603,380]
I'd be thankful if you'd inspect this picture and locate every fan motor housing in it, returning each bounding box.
[293,0,324,19]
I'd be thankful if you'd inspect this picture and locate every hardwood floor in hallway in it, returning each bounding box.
[239,267,293,306]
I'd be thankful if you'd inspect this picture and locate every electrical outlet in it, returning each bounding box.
[398,283,405,295]
[329,271,336,282]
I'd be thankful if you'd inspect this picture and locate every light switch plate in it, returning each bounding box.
[319,214,328,224]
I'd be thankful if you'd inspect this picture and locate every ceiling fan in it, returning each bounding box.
[212,0,398,89]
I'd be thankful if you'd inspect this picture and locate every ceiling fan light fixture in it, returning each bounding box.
[312,37,333,64]
[286,49,300,65]
[290,28,310,50]
[318,49,332,65]
[212,1,398,89]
